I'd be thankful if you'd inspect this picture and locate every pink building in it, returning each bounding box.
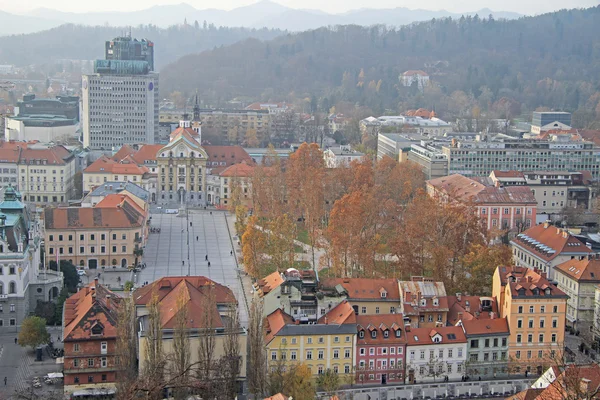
[355,314,407,385]
[426,174,537,232]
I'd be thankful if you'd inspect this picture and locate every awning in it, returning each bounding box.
[47,372,63,379]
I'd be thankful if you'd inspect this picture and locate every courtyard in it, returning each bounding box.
[136,209,250,325]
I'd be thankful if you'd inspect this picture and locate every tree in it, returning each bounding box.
[59,260,79,292]
[197,284,217,398]
[18,316,50,349]
[245,128,259,147]
[116,296,138,396]
[219,305,241,399]
[241,216,267,278]
[316,368,340,395]
[143,288,164,387]
[247,299,267,397]
[234,204,248,237]
[265,213,296,273]
[287,363,315,400]
[171,289,191,400]
[460,244,512,295]
[123,280,134,291]
[34,300,56,325]
[53,287,69,326]
[72,171,83,198]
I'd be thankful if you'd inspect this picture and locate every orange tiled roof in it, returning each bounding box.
[264,308,294,344]
[204,145,253,166]
[491,170,526,178]
[85,155,148,175]
[170,126,200,141]
[405,325,466,345]
[133,276,237,330]
[132,144,164,164]
[428,174,536,204]
[446,295,499,325]
[497,266,567,298]
[112,145,136,162]
[63,280,120,341]
[19,146,72,165]
[356,314,407,345]
[257,271,284,296]
[460,317,509,336]
[264,394,289,400]
[0,148,20,163]
[320,278,400,300]
[512,223,592,261]
[95,193,146,216]
[219,162,255,178]
[318,300,356,325]
[554,257,600,282]
[506,388,545,400]
[44,204,144,230]
[540,364,600,400]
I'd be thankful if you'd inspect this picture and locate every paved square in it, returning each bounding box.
[138,210,249,325]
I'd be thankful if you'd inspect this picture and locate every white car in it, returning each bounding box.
[77,269,86,276]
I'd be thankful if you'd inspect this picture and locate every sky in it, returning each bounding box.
[1,0,597,15]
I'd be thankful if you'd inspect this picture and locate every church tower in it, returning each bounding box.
[192,94,202,141]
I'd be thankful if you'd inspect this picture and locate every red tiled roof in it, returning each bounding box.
[19,146,72,165]
[446,295,499,325]
[540,364,600,400]
[112,145,136,162]
[133,276,237,330]
[554,257,600,282]
[204,145,253,166]
[318,300,356,325]
[403,296,449,315]
[491,170,525,178]
[264,308,294,344]
[356,314,407,345]
[257,271,284,296]
[85,155,148,175]
[132,144,164,164]
[496,266,567,298]
[44,204,144,230]
[460,317,509,336]
[63,280,120,341]
[170,126,200,141]
[219,162,254,178]
[405,325,466,345]
[264,394,289,400]
[95,193,146,216]
[506,388,544,400]
[428,174,536,204]
[321,278,400,300]
[512,223,592,261]
[0,148,20,163]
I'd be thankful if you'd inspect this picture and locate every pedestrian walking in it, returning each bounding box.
[190,222,193,227]
[196,236,199,241]
[205,255,208,261]
[230,250,233,255]
[208,261,211,267]
[182,260,185,266]
[4,376,6,385]
[14,338,17,344]
[210,211,212,215]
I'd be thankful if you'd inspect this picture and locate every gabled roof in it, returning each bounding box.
[63,280,119,341]
[112,144,136,162]
[460,317,509,337]
[446,295,499,325]
[44,204,144,230]
[131,144,164,164]
[133,276,237,330]
[505,388,544,400]
[554,257,600,282]
[85,155,149,175]
[264,308,294,344]
[539,364,600,400]
[496,266,567,298]
[256,271,284,296]
[219,162,255,178]
[95,193,146,216]
[356,314,407,345]
[427,174,536,204]
[318,300,356,325]
[405,325,466,345]
[204,145,253,166]
[320,278,400,300]
[19,145,73,165]
[512,223,592,261]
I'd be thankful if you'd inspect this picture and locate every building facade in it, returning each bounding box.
[492,266,567,375]
[553,257,600,332]
[83,155,150,194]
[63,280,119,395]
[510,222,593,280]
[400,70,430,90]
[320,278,401,316]
[407,143,449,179]
[531,112,572,134]
[323,146,365,168]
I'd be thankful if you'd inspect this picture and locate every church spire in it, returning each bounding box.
[193,93,200,122]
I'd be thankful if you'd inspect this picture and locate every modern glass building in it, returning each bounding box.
[531,112,572,131]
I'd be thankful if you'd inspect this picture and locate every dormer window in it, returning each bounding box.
[395,329,401,338]
[532,288,539,296]
[545,288,551,295]
[433,298,439,306]
[359,330,365,338]
[383,330,389,338]
[433,335,441,343]
[381,291,387,299]
[91,323,104,336]
[420,299,427,307]
[371,331,377,339]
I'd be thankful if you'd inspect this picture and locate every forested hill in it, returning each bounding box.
[160,6,600,119]
[0,24,284,70]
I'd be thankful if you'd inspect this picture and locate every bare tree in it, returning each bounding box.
[248,298,268,397]
[197,285,217,397]
[143,288,165,398]
[219,305,242,399]
[171,290,191,400]
[116,297,138,399]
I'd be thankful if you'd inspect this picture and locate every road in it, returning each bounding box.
[136,210,250,327]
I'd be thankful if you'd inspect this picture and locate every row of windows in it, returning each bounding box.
[515,349,555,359]
[358,347,404,356]
[470,337,507,348]
[271,349,352,361]
[358,359,403,370]
[516,333,558,343]
[409,348,463,360]
[281,336,352,345]
[516,318,559,329]
[49,233,129,241]
[469,351,506,362]
[72,374,108,384]
[0,266,17,275]
[517,305,558,314]
[0,318,17,326]
[49,245,129,255]
[0,283,17,295]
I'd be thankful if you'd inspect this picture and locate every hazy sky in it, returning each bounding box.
[1,0,597,15]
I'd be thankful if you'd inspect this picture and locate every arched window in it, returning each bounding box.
[180,152,184,158]
[9,281,16,294]
[101,259,106,266]
[190,152,195,158]
[112,259,117,266]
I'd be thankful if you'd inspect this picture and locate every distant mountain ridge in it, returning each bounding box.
[0,1,523,36]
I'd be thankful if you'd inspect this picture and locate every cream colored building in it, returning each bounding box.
[43,195,147,270]
[83,155,149,194]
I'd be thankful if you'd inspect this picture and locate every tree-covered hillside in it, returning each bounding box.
[160,7,600,124]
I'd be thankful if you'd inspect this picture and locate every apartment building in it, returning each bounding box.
[492,266,568,375]
[399,277,448,329]
[134,276,247,393]
[320,278,401,316]
[43,196,147,270]
[355,314,407,385]
[427,174,537,232]
[405,326,467,383]
[554,256,600,332]
[323,146,365,168]
[264,301,356,378]
[63,280,119,395]
[510,221,593,280]
[0,186,62,332]
[407,142,449,179]
[0,148,19,188]
[83,155,150,194]
[82,181,149,208]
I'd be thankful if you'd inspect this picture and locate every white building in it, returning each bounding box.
[4,116,79,142]
[323,145,365,168]
[400,70,430,90]
[510,222,593,280]
[82,72,159,150]
[0,186,62,332]
[405,326,467,383]
[361,115,452,137]
[553,256,600,331]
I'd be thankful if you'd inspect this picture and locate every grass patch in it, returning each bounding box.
[294,244,305,253]
[293,260,311,270]
[296,224,310,245]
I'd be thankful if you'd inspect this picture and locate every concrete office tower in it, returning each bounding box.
[82,37,159,150]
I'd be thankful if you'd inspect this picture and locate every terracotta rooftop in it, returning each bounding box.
[63,279,119,341]
[356,314,407,345]
[320,278,400,301]
[491,170,526,179]
[204,145,252,167]
[112,144,164,165]
[95,193,146,216]
[554,257,600,282]
[169,126,200,141]
[405,325,466,346]
[506,388,544,400]
[19,146,73,165]
[496,266,567,298]
[264,394,289,400]
[256,271,284,297]
[44,203,144,230]
[446,295,499,325]
[133,276,237,330]
[219,161,255,178]
[112,144,136,162]
[264,308,294,344]
[318,300,356,325]
[540,364,600,400]
[428,174,536,204]
[512,222,593,261]
[85,155,149,175]
[459,317,509,337]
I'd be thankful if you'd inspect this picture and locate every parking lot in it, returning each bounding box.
[136,210,249,325]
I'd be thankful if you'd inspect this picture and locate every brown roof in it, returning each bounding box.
[318,300,356,325]
[63,280,120,341]
[460,317,509,336]
[355,314,407,345]
[204,145,253,166]
[132,144,164,164]
[512,223,592,261]
[264,308,294,344]
[0,148,20,163]
[540,364,600,400]
[44,204,144,230]
[506,388,544,400]
[85,155,148,175]
[112,145,136,162]
[446,295,499,325]
[554,257,600,282]
[19,146,72,165]
[256,271,284,296]
[578,129,600,146]
[219,162,254,178]
[405,325,466,346]
[491,170,525,178]
[428,174,536,204]
[133,276,237,330]
[496,266,567,298]
[320,278,400,301]
[95,193,146,216]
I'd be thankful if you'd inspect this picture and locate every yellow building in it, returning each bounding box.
[43,194,148,270]
[319,278,402,316]
[265,301,357,378]
[492,266,568,375]
[83,155,149,194]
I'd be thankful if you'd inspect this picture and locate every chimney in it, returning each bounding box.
[324,316,328,325]
[562,230,569,239]
[456,292,462,302]
[457,312,463,321]
[405,291,412,302]
[580,378,591,393]
[295,319,300,325]
[489,312,495,319]
[94,277,99,286]
[527,276,533,283]
[105,295,111,308]
[543,220,550,229]
[405,325,411,332]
